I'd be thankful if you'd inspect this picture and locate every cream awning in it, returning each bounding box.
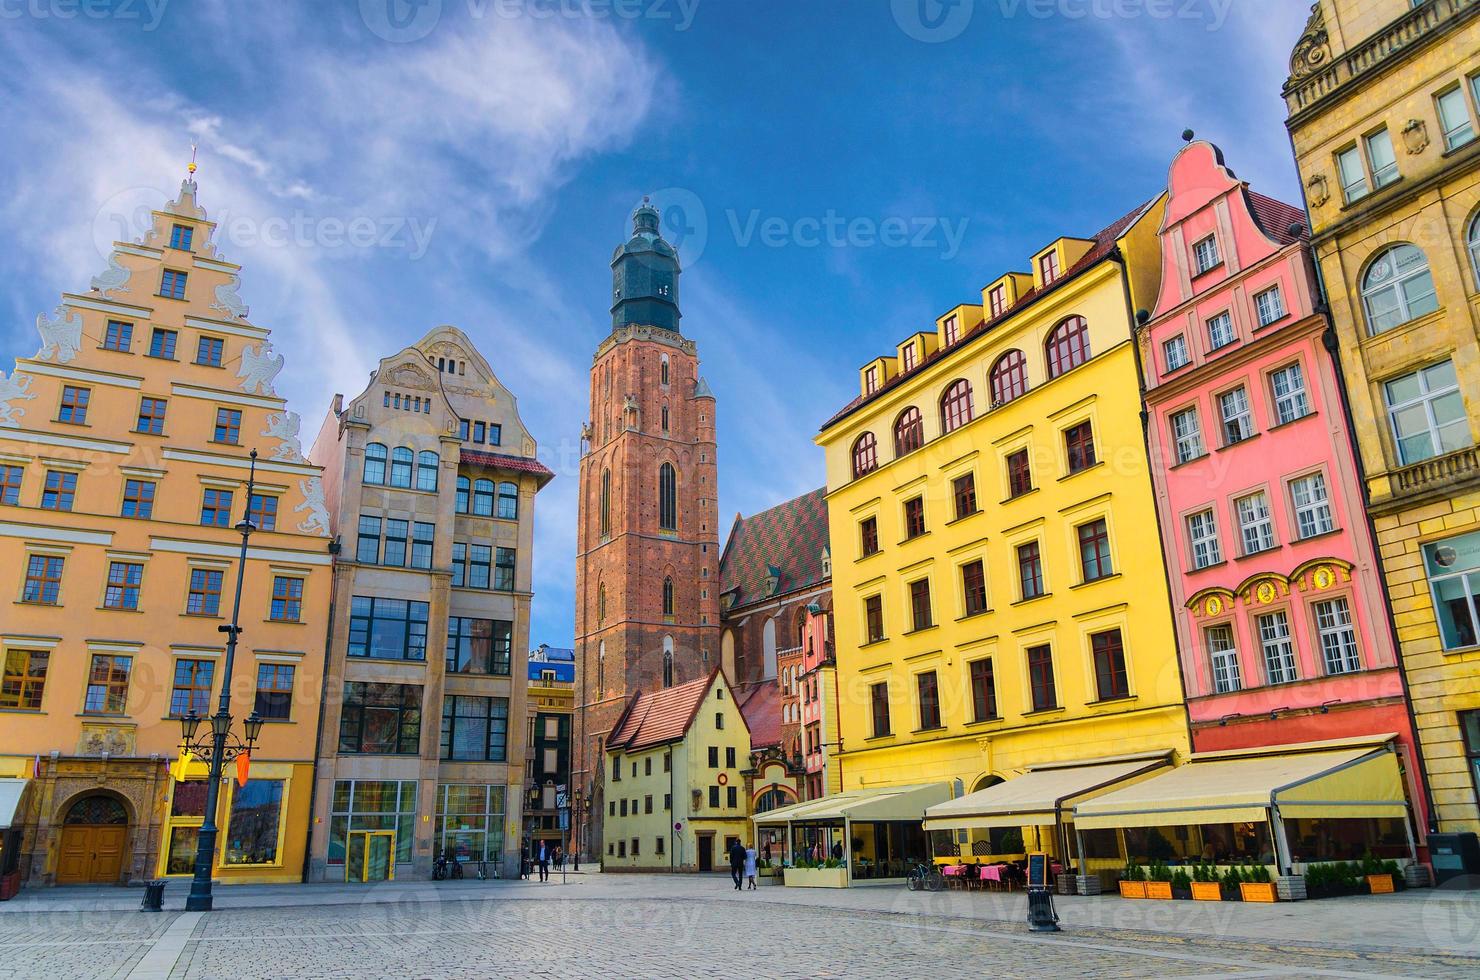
[0,778,30,830]
[922,752,1172,832]
[752,783,951,826]
[1073,736,1408,831]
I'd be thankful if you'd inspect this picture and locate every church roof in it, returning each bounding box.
[719,487,830,611]
[738,682,782,751]
[607,671,728,753]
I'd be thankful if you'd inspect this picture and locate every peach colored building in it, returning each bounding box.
[1140,140,1431,835]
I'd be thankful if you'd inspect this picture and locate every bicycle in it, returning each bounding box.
[905,861,945,892]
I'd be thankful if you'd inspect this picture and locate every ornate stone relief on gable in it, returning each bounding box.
[385,363,436,391]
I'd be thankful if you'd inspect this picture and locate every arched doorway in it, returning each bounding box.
[55,794,129,885]
[973,774,1004,793]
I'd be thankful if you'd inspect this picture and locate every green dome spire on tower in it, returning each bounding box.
[611,196,682,333]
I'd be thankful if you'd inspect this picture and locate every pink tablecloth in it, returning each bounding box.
[980,865,1005,882]
[943,865,966,876]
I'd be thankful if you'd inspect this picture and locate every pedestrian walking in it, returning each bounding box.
[728,838,746,890]
[744,842,758,890]
[537,840,550,882]
[553,844,563,871]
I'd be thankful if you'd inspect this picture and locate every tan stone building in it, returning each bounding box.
[307,327,551,881]
[1284,0,1480,834]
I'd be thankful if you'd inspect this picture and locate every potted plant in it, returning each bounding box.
[1144,860,1174,900]
[1170,867,1193,900]
[1118,860,1147,899]
[1238,864,1277,903]
[1361,854,1402,894]
[1190,862,1221,901]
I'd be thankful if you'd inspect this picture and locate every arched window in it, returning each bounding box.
[1468,212,1480,289]
[455,475,470,513]
[1362,244,1439,334]
[1045,316,1090,378]
[658,463,677,531]
[894,407,924,457]
[661,353,670,386]
[597,641,605,696]
[363,443,387,485]
[989,350,1028,407]
[600,469,612,536]
[472,478,495,516]
[497,481,518,520]
[416,451,439,492]
[661,404,670,433]
[851,432,878,479]
[940,379,974,434]
[663,637,674,688]
[663,577,675,617]
[598,582,607,624]
[389,447,413,488]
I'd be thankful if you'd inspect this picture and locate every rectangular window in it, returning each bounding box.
[487,424,502,446]
[989,286,1007,318]
[1314,597,1360,675]
[473,421,486,444]
[84,654,132,713]
[1017,541,1044,599]
[248,494,278,532]
[382,519,408,567]
[1257,611,1298,684]
[969,658,996,722]
[159,269,188,300]
[961,559,988,616]
[708,786,720,809]
[1437,85,1477,150]
[254,663,295,720]
[1163,335,1190,372]
[356,515,381,564]
[446,618,512,676]
[58,385,89,424]
[410,521,434,569]
[864,366,878,394]
[903,497,926,539]
[328,780,417,866]
[1193,235,1220,274]
[169,659,214,717]
[1039,250,1060,284]
[1077,518,1112,582]
[1425,532,1480,650]
[1366,129,1398,188]
[196,336,224,367]
[348,596,429,661]
[1463,711,1480,813]
[860,516,879,557]
[1290,473,1335,539]
[494,547,517,591]
[102,320,133,352]
[121,479,155,519]
[945,313,962,343]
[441,696,509,762]
[23,555,64,605]
[1207,312,1235,350]
[1092,629,1129,701]
[103,561,143,610]
[909,578,932,631]
[1384,360,1470,466]
[186,568,223,616]
[222,779,283,867]
[170,224,194,250]
[148,327,178,360]
[1187,510,1222,568]
[726,746,736,768]
[1270,363,1310,425]
[1006,449,1033,498]
[269,576,304,622]
[137,397,167,435]
[952,473,977,521]
[1027,645,1057,711]
[1171,407,1204,464]
[1254,286,1286,326]
[41,471,76,511]
[0,465,21,506]
[1206,625,1241,694]
[1236,492,1275,555]
[1064,421,1096,473]
[214,408,242,444]
[901,342,917,372]
[339,682,423,754]
[708,746,719,768]
[864,595,884,643]
[916,670,941,730]
[472,544,493,589]
[1219,386,1254,445]
[869,682,891,737]
[0,649,48,711]
[1337,145,1368,202]
[200,489,234,527]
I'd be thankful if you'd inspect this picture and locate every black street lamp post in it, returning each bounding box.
[180,449,266,912]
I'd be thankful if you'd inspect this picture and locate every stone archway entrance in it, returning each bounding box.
[55,795,129,885]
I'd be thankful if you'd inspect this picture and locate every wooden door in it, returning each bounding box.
[697,834,713,872]
[55,827,92,884]
[91,827,126,882]
[55,826,126,884]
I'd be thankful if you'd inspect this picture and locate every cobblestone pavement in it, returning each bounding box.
[2,876,1477,979]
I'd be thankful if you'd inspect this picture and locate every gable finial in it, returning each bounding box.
[188,142,198,177]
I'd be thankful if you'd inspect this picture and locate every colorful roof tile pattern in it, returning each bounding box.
[607,671,724,752]
[459,448,556,486]
[1246,190,1309,245]
[719,487,830,611]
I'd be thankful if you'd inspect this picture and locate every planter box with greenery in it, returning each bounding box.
[1239,881,1277,903]
[1190,881,1222,901]
[1302,856,1405,900]
[784,863,848,889]
[1144,880,1173,900]
[1118,879,1147,898]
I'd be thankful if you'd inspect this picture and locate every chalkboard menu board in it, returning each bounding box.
[1027,851,1049,890]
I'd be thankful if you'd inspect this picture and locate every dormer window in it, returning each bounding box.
[942,316,959,345]
[1193,235,1221,275]
[765,565,781,596]
[901,343,917,372]
[864,366,879,394]
[821,548,831,578]
[1039,252,1060,285]
[989,286,1006,318]
[169,224,194,251]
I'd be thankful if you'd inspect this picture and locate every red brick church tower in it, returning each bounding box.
[573,201,720,858]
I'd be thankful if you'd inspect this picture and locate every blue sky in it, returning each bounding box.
[0,0,1311,648]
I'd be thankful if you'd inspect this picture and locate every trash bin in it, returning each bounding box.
[1427,832,1480,887]
[140,879,167,912]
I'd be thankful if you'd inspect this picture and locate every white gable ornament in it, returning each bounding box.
[35,306,83,363]
[237,340,284,395]
[89,252,133,298]
[262,411,304,461]
[211,274,250,320]
[295,477,331,536]
[0,369,36,427]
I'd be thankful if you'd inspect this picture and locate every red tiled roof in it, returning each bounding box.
[737,681,782,750]
[819,199,1157,432]
[607,671,724,752]
[1247,190,1309,246]
[719,487,830,611]
[459,449,555,486]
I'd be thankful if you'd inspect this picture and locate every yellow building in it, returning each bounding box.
[0,175,331,887]
[1284,0,1480,833]
[602,670,753,872]
[814,198,1190,867]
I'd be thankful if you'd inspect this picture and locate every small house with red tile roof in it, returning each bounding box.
[601,669,756,872]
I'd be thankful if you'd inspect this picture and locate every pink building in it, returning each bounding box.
[1142,141,1431,831]
[798,604,838,802]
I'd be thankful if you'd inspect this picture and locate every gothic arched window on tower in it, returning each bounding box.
[661,404,669,433]
[663,636,675,688]
[661,354,670,386]
[658,463,677,531]
[597,641,605,696]
[663,577,675,618]
[598,582,607,625]
[600,468,612,536]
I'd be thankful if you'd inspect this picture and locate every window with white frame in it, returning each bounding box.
[1219,386,1254,445]
[1424,531,1480,650]
[1385,360,1472,466]
[1336,145,1368,203]
[1290,472,1335,539]
[1254,286,1285,327]
[1270,362,1309,425]
[1206,312,1235,350]
[1193,236,1220,274]
[1257,610,1298,684]
[1163,335,1189,372]
[1187,510,1222,569]
[1366,129,1399,188]
[1437,85,1476,151]
[1235,492,1275,555]
[1171,408,1204,464]
[1314,597,1360,675]
[1470,212,1480,290]
[1362,243,1439,334]
[1205,624,1241,694]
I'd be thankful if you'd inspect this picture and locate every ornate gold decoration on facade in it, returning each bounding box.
[76,724,137,757]
[1205,595,1223,616]
[1255,580,1278,604]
